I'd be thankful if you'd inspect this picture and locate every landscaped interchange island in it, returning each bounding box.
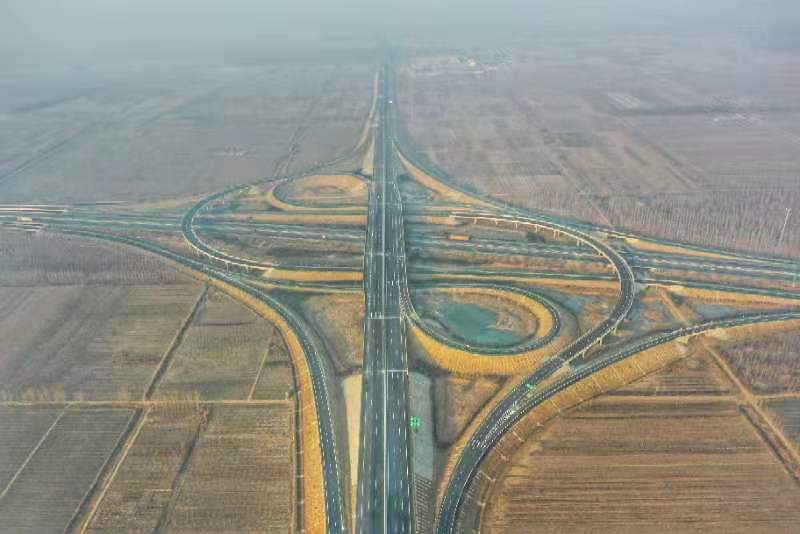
[2,17,800,534]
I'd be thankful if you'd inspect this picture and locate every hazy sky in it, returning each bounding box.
[0,0,383,64]
[0,1,795,66]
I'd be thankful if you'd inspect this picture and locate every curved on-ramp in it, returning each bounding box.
[181,185,363,283]
[42,226,349,534]
[406,282,576,376]
[434,309,800,534]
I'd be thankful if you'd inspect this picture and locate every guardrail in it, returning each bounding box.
[407,282,561,354]
[41,225,348,534]
[181,185,366,285]
[435,309,800,533]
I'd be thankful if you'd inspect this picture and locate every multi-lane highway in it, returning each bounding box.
[427,211,636,532]
[407,233,800,282]
[406,282,562,354]
[9,206,800,286]
[434,308,800,534]
[356,63,414,534]
[182,186,363,273]
[34,224,348,534]
[4,56,800,534]
[391,141,799,534]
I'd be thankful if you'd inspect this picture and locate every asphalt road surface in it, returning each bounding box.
[435,308,800,534]
[356,63,414,534]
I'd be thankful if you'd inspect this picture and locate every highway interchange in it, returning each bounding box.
[356,65,413,534]
[2,58,800,534]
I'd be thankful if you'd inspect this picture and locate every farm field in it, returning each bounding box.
[0,408,134,533]
[84,405,209,532]
[767,398,800,449]
[0,233,193,286]
[719,330,800,394]
[0,407,63,492]
[0,283,203,401]
[610,349,733,397]
[249,360,295,401]
[159,404,294,533]
[397,37,800,257]
[0,229,299,530]
[3,2,800,532]
[155,288,280,400]
[247,329,295,401]
[84,404,294,533]
[482,396,800,534]
[0,59,374,204]
[0,231,213,401]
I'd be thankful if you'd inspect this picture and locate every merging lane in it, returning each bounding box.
[41,225,347,533]
[356,63,414,534]
[435,308,800,534]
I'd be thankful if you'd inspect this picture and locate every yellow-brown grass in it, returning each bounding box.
[423,273,619,294]
[482,395,800,533]
[409,288,575,376]
[435,339,692,522]
[411,215,461,226]
[260,267,362,283]
[624,237,747,261]
[150,268,328,532]
[266,174,367,211]
[716,318,800,343]
[301,293,365,372]
[434,286,553,338]
[361,138,375,177]
[439,318,800,528]
[398,152,492,208]
[433,377,502,445]
[657,284,800,308]
[229,212,367,226]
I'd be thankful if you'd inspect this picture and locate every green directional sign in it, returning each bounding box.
[409,416,421,431]
[525,383,535,391]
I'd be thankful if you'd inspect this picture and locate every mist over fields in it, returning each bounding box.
[2,1,799,66]
[1,1,798,205]
[2,2,800,534]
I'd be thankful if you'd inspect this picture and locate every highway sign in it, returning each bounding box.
[409,416,421,431]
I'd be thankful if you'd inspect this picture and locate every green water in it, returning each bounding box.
[443,302,524,346]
